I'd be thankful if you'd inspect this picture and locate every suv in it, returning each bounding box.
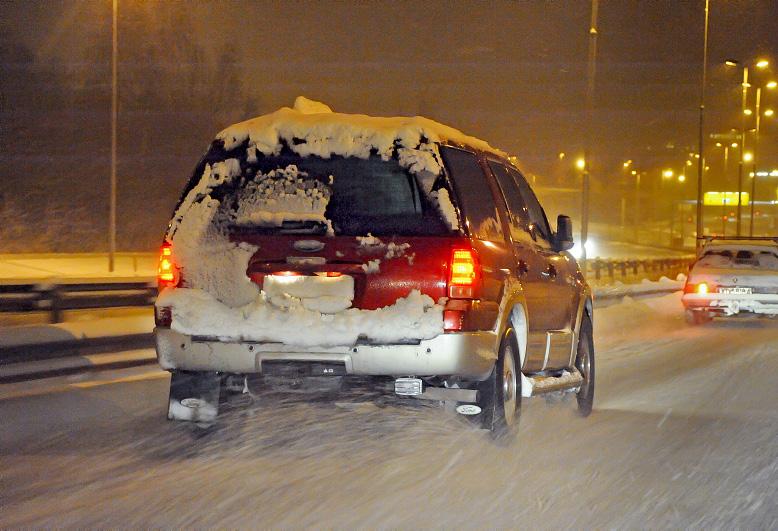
[154,97,594,436]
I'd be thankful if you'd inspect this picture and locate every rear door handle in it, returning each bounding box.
[541,264,557,279]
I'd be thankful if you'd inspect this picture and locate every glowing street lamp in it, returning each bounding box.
[662,169,674,179]
[678,174,686,183]
[724,57,770,235]
[576,157,586,171]
[765,109,775,117]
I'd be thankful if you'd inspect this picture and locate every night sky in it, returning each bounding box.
[1,0,777,251]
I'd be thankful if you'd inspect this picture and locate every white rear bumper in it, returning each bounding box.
[682,293,778,316]
[155,327,498,379]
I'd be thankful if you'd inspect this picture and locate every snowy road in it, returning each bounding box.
[1,293,777,528]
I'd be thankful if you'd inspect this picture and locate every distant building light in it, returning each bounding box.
[704,191,750,206]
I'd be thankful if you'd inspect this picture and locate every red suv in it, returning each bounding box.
[154,98,594,436]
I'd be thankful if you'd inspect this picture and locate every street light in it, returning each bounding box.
[576,157,586,170]
[724,58,770,235]
[108,0,118,272]
[749,79,776,235]
[695,0,711,250]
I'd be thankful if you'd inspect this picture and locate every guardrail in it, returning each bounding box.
[0,279,156,323]
[586,257,693,283]
[0,256,693,323]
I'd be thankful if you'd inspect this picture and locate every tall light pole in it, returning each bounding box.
[109,0,118,272]
[750,81,776,235]
[737,65,748,236]
[580,0,599,275]
[695,0,710,252]
[726,58,770,236]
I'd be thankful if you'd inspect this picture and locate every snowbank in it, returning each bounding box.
[157,288,443,347]
[594,274,685,299]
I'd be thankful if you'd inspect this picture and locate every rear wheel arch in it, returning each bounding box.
[508,303,528,367]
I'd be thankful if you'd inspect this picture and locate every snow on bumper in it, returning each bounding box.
[155,327,497,380]
[682,292,778,316]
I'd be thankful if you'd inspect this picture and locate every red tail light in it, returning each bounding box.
[158,242,179,289]
[684,282,711,294]
[448,248,481,299]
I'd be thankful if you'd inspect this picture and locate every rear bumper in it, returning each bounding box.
[682,293,778,316]
[154,327,498,380]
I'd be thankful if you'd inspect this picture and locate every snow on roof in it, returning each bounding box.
[216,96,506,159]
[704,238,778,251]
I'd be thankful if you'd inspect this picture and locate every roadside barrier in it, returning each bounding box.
[0,279,156,323]
[0,255,692,323]
[586,257,693,283]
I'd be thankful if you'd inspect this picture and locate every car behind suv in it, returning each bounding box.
[154,97,594,436]
[683,237,778,324]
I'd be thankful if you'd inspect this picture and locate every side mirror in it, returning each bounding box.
[556,215,574,251]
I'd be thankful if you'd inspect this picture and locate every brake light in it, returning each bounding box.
[158,242,179,289]
[275,271,301,277]
[684,282,711,295]
[448,248,481,299]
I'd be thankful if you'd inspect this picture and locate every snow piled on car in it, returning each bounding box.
[156,288,442,347]
[155,97,499,345]
[232,164,333,230]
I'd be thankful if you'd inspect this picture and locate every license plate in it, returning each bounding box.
[718,287,752,295]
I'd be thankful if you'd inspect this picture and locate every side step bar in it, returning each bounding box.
[526,369,583,396]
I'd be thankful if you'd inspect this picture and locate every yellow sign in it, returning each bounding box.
[704,191,750,206]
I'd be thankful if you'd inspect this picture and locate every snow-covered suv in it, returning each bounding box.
[154,97,594,435]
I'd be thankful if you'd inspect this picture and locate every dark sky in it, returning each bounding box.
[1,0,777,250]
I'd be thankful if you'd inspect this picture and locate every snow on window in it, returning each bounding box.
[431,188,460,231]
[233,165,332,229]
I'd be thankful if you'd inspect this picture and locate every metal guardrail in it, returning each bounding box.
[586,257,693,283]
[0,279,156,323]
[0,256,692,323]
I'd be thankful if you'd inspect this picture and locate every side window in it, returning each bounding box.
[510,168,552,242]
[439,146,504,240]
[487,161,532,243]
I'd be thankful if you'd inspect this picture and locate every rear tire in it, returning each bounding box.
[478,329,522,438]
[575,312,595,417]
[685,309,712,325]
[167,370,221,423]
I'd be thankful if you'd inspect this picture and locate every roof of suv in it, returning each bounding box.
[216,96,507,160]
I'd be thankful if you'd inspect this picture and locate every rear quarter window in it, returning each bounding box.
[439,146,504,241]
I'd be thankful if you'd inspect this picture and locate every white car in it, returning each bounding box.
[682,237,778,324]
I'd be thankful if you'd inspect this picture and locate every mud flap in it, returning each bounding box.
[167,371,221,423]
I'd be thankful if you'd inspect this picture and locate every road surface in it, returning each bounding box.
[1,293,776,527]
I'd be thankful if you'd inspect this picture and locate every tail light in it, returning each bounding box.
[448,248,481,299]
[158,242,180,289]
[684,281,710,294]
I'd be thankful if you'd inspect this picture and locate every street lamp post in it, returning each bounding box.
[737,66,748,237]
[580,0,599,276]
[695,0,710,252]
[109,0,118,272]
[749,81,776,235]
[726,58,770,236]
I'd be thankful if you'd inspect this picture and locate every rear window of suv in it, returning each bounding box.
[211,150,453,237]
